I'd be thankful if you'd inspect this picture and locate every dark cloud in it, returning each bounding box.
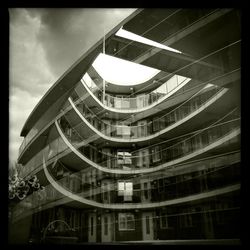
[26,8,135,77]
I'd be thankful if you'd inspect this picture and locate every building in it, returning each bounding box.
[9,8,241,244]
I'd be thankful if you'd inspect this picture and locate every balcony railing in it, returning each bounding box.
[70,84,227,140]
[81,72,191,110]
[12,151,240,223]
[46,159,240,204]
[19,106,240,182]
[58,110,240,171]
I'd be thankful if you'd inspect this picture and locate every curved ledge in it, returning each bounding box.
[55,118,240,175]
[11,151,240,223]
[81,73,191,114]
[42,154,240,209]
[69,86,228,144]
[45,161,242,211]
[18,68,240,162]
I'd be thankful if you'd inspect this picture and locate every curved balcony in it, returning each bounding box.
[18,68,240,163]
[56,111,240,174]
[69,84,228,143]
[44,156,240,205]
[81,72,191,113]
[12,151,240,223]
[20,108,240,181]
[19,130,69,180]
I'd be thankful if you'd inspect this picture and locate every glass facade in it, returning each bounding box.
[10,8,241,245]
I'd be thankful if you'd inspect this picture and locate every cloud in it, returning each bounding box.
[9,9,56,97]
[9,8,135,166]
[26,8,135,77]
[9,8,56,164]
[9,88,41,164]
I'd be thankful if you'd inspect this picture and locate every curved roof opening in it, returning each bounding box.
[116,27,182,54]
[92,53,160,86]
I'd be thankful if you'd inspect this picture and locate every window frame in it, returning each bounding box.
[118,213,135,231]
[118,181,133,201]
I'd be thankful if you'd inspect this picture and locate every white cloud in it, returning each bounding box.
[9,9,56,165]
[9,88,43,164]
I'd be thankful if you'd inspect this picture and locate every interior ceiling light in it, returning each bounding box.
[115,27,182,54]
[92,53,160,86]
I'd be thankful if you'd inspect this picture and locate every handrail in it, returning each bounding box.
[19,104,239,181]
[12,184,241,225]
[18,66,240,159]
[44,157,240,205]
[57,111,240,172]
[12,165,240,222]
[68,84,227,141]
[52,149,241,192]
[11,150,240,222]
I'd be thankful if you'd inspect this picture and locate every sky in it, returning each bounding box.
[9,8,136,168]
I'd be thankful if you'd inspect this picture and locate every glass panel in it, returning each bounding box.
[118,214,126,230]
[118,182,125,196]
[126,214,135,230]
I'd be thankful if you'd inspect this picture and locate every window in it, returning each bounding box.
[152,145,161,163]
[104,216,108,235]
[137,120,147,137]
[117,151,132,165]
[118,181,133,201]
[124,152,132,165]
[118,213,135,231]
[153,117,160,132]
